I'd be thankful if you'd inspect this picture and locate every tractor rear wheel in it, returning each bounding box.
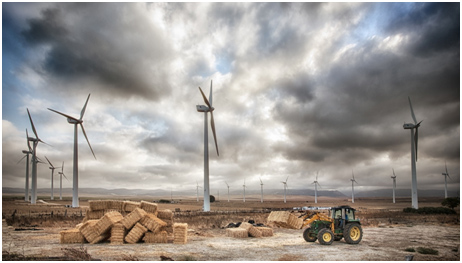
[317,228,334,245]
[303,227,317,242]
[344,223,363,244]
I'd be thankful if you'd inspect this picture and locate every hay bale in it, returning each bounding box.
[157,209,173,220]
[238,222,253,231]
[106,200,124,211]
[120,208,147,230]
[90,232,110,244]
[110,223,125,244]
[173,223,188,244]
[79,220,99,243]
[95,211,124,236]
[123,201,141,212]
[267,211,302,229]
[239,222,262,237]
[139,213,167,233]
[85,210,105,220]
[143,231,168,243]
[226,228,248,238]
[89,200,108,211]
[140,201,158,215]
[125,223,148,244]
[60,228,86,244]
[256,226,273,237]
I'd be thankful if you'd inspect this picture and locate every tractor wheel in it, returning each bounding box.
[303,228,317,242]
[317,228,334,245]
[343,223,363,244]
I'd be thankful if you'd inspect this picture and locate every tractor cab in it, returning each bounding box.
[330,205,358,229]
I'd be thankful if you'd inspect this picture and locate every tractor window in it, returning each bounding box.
[332,209,342,219]
[345,209,354,220]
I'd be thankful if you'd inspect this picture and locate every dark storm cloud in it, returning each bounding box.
[21,3,173,100]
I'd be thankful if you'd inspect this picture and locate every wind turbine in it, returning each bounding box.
[260,177,264,203]
[17,129,33,202]
[312,172,321,204]
[403,96,422,209]
[391,169,397,204]
[225,181,230,202]
[27,109,48,205]
[242,179,247,202]
[45,156,60,200]
[196,181,202,202]
[282,176,289,203]
[196,81,219,212]
[350,171,358,203]
[58,162,68,200]
[48,94,96,208]
[442,162,451,198]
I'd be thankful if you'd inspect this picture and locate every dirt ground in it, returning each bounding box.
[2,195,460,261]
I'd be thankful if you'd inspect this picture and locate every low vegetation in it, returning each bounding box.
[404,247,415,252]
[416,247,439,255]
[402,207,456,214]
[442,197,459,210]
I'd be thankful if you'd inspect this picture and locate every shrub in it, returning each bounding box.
[442,197,459,210]
[416,247,438,255]
[403,207,456,214]
[404,248,415,252]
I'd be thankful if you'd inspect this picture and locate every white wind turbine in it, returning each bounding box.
[58,162,68,200]
[442,162,451,198]
[48,94,96,208]
[196,81,219,212]
[350,171,358,203]
[225,181,230,202]
[196,181,202,202]
[17,129,33,202]
[403,96,422,209]
[312,172,321,204]
[391,169,397,204]
[27,109,48,205]
[260,177,264,203]
[45,156,61,200]
[242,179,247,202]
[282,176,289,203]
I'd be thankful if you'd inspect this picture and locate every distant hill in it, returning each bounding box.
[354,188,460,198]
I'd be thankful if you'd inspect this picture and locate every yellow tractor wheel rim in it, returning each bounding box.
[350,226,360,241]
[322,232,332,242]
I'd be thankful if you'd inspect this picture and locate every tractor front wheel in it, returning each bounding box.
[303,227,317,242]
[344,223,363,244]
[317,228,334,245]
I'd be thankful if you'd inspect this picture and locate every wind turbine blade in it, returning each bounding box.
[63,173,69,181]
[408,97,417,124]
[198,87,211,108]
[26,129,32,151]
[445,161,448,175]
[80,123,97,159]
[45,156,53,167]
[48,108,79,121]
[286,176,289,183]
[393,168,395,177]
[27,109,39,139]
[209,80,213,107]
[61,162,64,172]
[80,94,91,120]
[17,155,27,164]
[260,177,263,184]
[317,182,322,189]
[210,111,219,156]
[225,181,229,187]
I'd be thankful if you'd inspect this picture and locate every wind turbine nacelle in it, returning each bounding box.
[403,123,414,129]
[196,105,209,112]
[22,150,29,154]
[67,118,80,124]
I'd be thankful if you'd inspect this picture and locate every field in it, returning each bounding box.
[2,194,460,261]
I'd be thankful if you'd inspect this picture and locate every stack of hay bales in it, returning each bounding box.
[267,211,303,229]
[60,200,186,245]
[226,222,273,238]
[239,222,262,237]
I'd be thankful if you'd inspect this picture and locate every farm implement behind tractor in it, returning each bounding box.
[301,205,363,245]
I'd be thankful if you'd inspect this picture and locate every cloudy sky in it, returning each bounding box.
[2,2,460,196]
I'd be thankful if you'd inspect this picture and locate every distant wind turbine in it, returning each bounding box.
[391,169,397,203]
[196,181,202,202]
[403,96,422,209]
[282,176,289,203]
[27,109,48,205]
[243,179,247,202]
[260,177,264,203]
[17,129,33,202]
[225,181,230,202]
[442,162,451,198]
[312,172,321,204]
[48,94,96,208]
[58,162,68,200]
[196,81,219,212]
[45,156,60,200]
[350,171,358,203]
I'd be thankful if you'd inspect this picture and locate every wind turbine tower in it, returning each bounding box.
[196,81,219,212]
[403,97,422,209]
[58,162,68,200]
[391,169,397,203]
[260,177,264,203]
[350,171,358,203]
[48,94,96,208]
[225,181,230,202]
[18,129,33,202]
[27,109,47,205]
[282,176,289,203]
[242,179,247,202]
[196,181,202,202]
[45,156,60,200]
[312,172,321,204]
[442,162,451,198]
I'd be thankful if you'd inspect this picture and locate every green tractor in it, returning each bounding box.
[301,205,363,245]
